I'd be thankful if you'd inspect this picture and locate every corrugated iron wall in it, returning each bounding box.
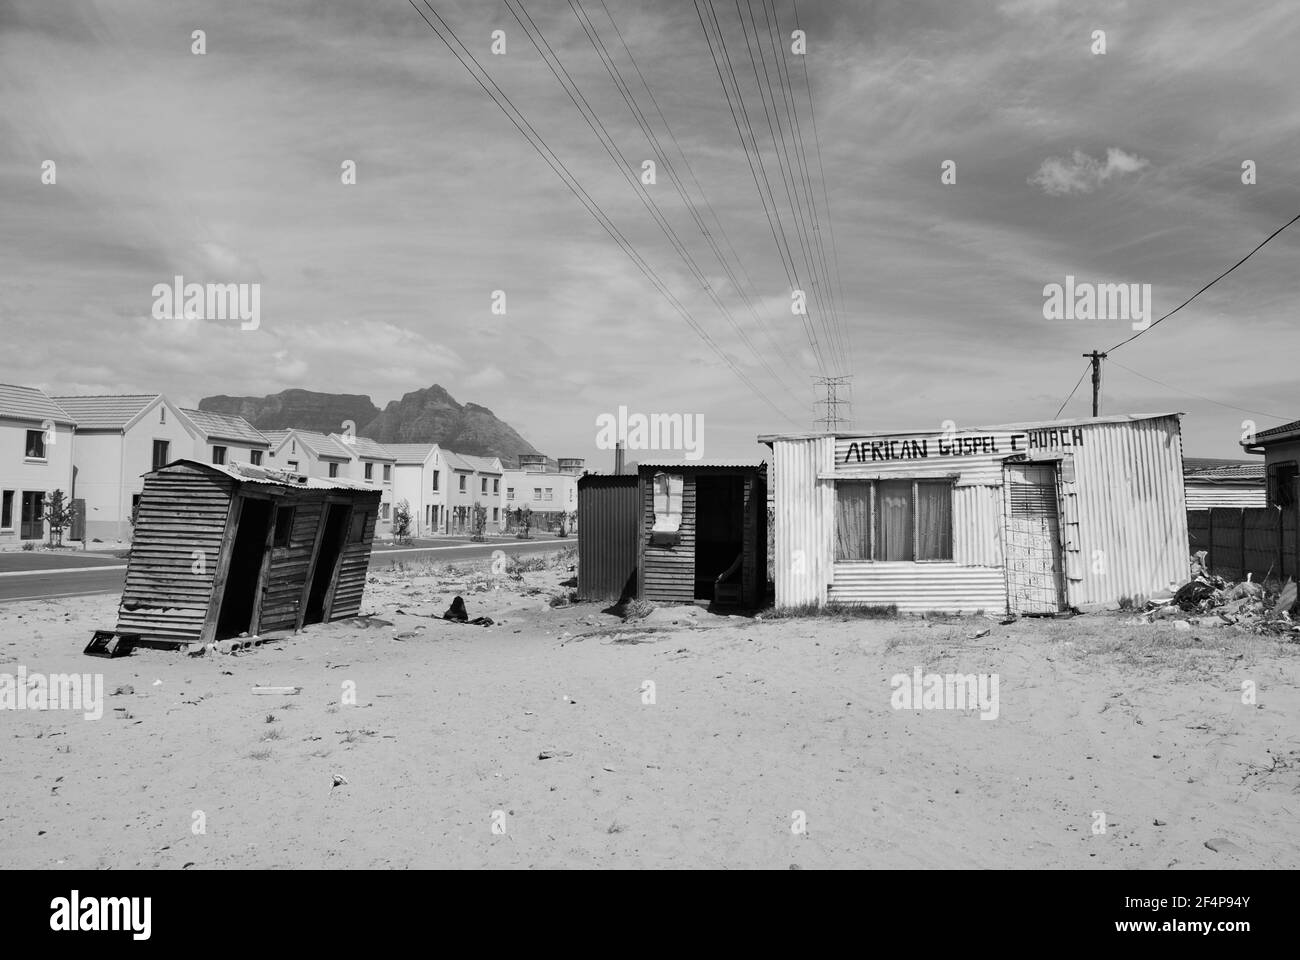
[1185,484,1266,509]
[771,414,1188,612]
[829,562,1006,612]
[770,437,834,607]
[1067,416,1187,605]
[576,475,640,601]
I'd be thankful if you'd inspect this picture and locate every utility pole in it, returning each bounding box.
[814,376,853,431]
[1082,351,1106,416]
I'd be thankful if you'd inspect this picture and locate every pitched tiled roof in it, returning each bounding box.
[384,443,437,464]
[181,408,269,446]
[456,453,502,474]
[0,384,75,425]
[53,394,160,430]
[1252,419,1300,443]
[442,450,474,472]
[330,434,395,461]
[1183,460,1264,483]
[164,459,374,492]
[291,430,353,460]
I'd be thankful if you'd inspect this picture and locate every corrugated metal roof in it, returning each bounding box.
[181,408,270,446]
[162,458,374,491]
[382,442,437,464]
[0,383,76,425]
[53,394,159,429]
[759,411,1184,443]
[329,433,395,461]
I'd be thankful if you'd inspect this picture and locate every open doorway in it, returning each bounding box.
[215,498,273,639]
[304,504,350,625]
[694,474,745,603]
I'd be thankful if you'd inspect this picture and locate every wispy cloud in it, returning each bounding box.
[1029,148,1150,196]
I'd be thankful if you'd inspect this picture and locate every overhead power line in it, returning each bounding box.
[1107,358,1291,422]
[404,0,801,425]
[1106,210,1300,353]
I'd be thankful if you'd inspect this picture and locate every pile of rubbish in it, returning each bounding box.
[1135,551,1298,637]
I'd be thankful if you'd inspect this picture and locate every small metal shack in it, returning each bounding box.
[761,413,1188,614]
[116,460,382,647]
[577,462,767,607]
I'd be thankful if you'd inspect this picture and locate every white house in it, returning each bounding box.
[502,455,583,530]
[52,393,200,542]
[329,433,396,537]
[0,384,77,544]
[388,442,448,537]
[264,429,353,479]
[442,451,504,533]
[180,408,272,468]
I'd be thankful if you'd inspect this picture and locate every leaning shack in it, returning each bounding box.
[761,413,1188,614]
[116,460,381,647]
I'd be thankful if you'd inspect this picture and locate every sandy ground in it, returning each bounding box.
[2,551,1298,870]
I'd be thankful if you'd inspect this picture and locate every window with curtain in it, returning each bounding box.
[835,479,953,562]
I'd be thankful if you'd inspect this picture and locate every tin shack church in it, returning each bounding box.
[760,412,1189,614]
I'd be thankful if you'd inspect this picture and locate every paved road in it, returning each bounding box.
[0,538,572,604]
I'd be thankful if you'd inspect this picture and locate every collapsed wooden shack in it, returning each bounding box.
[116,460,382,647]
[577,462,767,607]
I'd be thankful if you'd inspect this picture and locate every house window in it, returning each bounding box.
[25,429,46,459]
[249,450,263,466]
[425,505,431,525]
[160,406,165,424]
[383,464,391,482]
[20,491,44,539]
[1,490,13,529]
[364,462,374,481]
[432,471,440,491]
[152,439,170,471]
[835,479,953,562]
[533,488,541,501]
[212,446,227,465]
[459,475,467,492]
[544,487,553,502]
[329,462,339,478]
[492,507,499,521]
[382,503,390,520]
[273,507,295,548]
[493,479,499,494]
[481,477,487,494]
[507,487,515,501]
[287,460,300,472]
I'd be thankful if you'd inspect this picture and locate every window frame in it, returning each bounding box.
[24,429,47,460]
[1,490,13,529]
[212,445,227,466]
[834,477,955,563]
[249,450,263,466]
[152,439,170,472]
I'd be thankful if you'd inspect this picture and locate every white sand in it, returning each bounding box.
[2,559,1297,869]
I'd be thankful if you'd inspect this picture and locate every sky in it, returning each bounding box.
[1,0,1297,467]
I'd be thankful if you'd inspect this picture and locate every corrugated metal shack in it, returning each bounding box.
[116,459,382,647]
[1182,458,1265,509]
[760,413,1188,614]
[576,462,767,607]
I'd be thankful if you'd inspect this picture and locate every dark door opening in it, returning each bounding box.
[694,475,745,602]
[215,498,273,639]
[304,504,349,625]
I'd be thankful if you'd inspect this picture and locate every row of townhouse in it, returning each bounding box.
[2,381,586,545]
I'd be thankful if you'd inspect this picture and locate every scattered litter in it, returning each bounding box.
[252,686,302,696]
[538,750,573,760]
[112,684,134,696]
[967,628,991,640]
[332,774,348,788]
